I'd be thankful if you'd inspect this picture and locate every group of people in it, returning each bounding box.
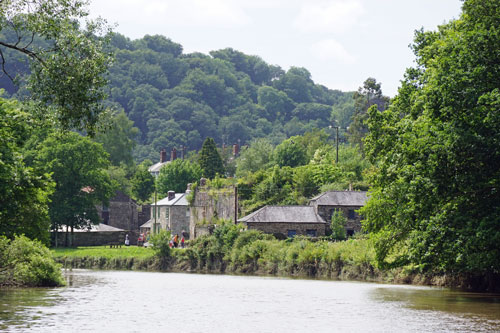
[170,233,185,248]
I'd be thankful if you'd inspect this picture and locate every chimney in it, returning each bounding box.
[168,190,175,201]
[233,143,239,156]
[160,149,167,163]
[171,148,177,161]
[186,183,192,193]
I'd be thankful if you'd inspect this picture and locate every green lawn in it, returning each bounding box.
[51,246,155,259]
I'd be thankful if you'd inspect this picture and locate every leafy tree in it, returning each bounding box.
[348,78,389,149]
[199,137,225,179]
[362,0,500,275]
[131,162,155,202]
[157,159,202,195]
[94,110,139,167]
[0,0,113,134]
[331,211,347,241]
[235,139,274,177]
[0,98,54,244]
[274,137,308,168]
[36,132,114,246]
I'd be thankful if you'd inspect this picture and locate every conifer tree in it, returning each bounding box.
[199,138,225,179]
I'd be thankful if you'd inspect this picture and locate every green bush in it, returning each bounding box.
[0,235,64,287]
[150,230,172,258]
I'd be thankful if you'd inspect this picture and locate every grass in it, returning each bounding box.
[51,246,155,259]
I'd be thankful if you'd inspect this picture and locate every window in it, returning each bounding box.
[348,209,355,219]
[306,229,317,237]
[165,207,169,219]
[347,229,354,237]
[287,230,297,238]
[186,209,190,217]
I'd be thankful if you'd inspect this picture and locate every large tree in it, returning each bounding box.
[0,98,54,244]
[362,0,500,278]
[0,0,112,134]
[157,159,202,195]
[199,137,225,179]
[36,132,114,246]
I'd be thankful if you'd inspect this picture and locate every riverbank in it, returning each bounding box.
[51,229,499,292]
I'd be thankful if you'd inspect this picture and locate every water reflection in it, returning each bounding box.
[1,270,499,332]
[370,286,500,319]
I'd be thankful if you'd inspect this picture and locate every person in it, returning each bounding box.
[173,234,178,248]
[124,234,130,246]
[180,235,185,248]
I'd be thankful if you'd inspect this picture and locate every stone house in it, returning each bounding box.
[238,206,327,238]
[142,191,190,238]
[96,190,150,231]
[189,179,237,239]
[309,191,368,236]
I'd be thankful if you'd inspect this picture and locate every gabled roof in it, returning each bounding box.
[154,193,188,206]
[239,206,326,224]
[309,191,368,206]
[148,161,169,174]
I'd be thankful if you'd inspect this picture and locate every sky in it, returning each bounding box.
[88,0,462,97]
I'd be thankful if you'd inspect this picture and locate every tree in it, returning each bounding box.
[131,162,155,202]
[330,210,347,241]
[362,0,500,277]
[157,159,202,195]
[36,132,114,246]
[348,78,389,149]
[199,137,225,179]
[274,137,307,168]
[0,98,54,244]
[235,138,274,177]
[0,0,113,134]
[94,110,139,167]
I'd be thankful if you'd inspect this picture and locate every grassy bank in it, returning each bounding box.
[51,225,499,291]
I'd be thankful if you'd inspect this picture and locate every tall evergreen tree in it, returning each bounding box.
[199,137,225,179]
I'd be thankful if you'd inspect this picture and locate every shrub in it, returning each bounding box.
[150,230,172,258]
[0,235,64,287]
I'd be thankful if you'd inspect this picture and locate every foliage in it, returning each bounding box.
[0,235,64,287]
[94,110,139,167]
[0,0,113,134]
[157,158,202,195]
[0,97,54,244]
[362,0,500,274]
[52,245,154,259]
[199,137,225,179]
[348,78,389,150]
[273,136,308,168]
[35,132,115,235]
[330,211,347,241]
[150,230,172,258]
[235,138,274,177]
[131,164,155,202]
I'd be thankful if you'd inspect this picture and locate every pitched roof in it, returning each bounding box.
[148,161,169,174]
[309,191,368,206]
[154,193,188,206]
[239,206,326,224]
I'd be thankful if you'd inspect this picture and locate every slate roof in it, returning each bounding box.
[154,193,188,206]
[238,206,326,224]
[148,161,169,174]
[58,223,124,232]
[309,191,368,206]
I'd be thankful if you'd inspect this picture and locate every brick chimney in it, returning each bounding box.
[168,190,175,201]
[232,143,239,156]
[171,148,177,161]
[160,149,167,163]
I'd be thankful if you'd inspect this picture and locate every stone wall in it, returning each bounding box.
[52,230,141,247]
[189,184,237,238]
[168,205,190,239]
[245,222,326,238]
[316,205,363,234]
[96,191,148,231]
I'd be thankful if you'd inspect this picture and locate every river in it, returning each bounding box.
[1,269,499,332]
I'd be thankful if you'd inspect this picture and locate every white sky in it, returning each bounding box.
[89,0,462,97]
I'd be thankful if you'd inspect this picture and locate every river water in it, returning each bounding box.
[1,269,499,332]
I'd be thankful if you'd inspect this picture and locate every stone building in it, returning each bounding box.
[309,191,368,236]
[96,190,150,231]
[238,206,327,238]
[142,191,190,238]
[189,179,237,239]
